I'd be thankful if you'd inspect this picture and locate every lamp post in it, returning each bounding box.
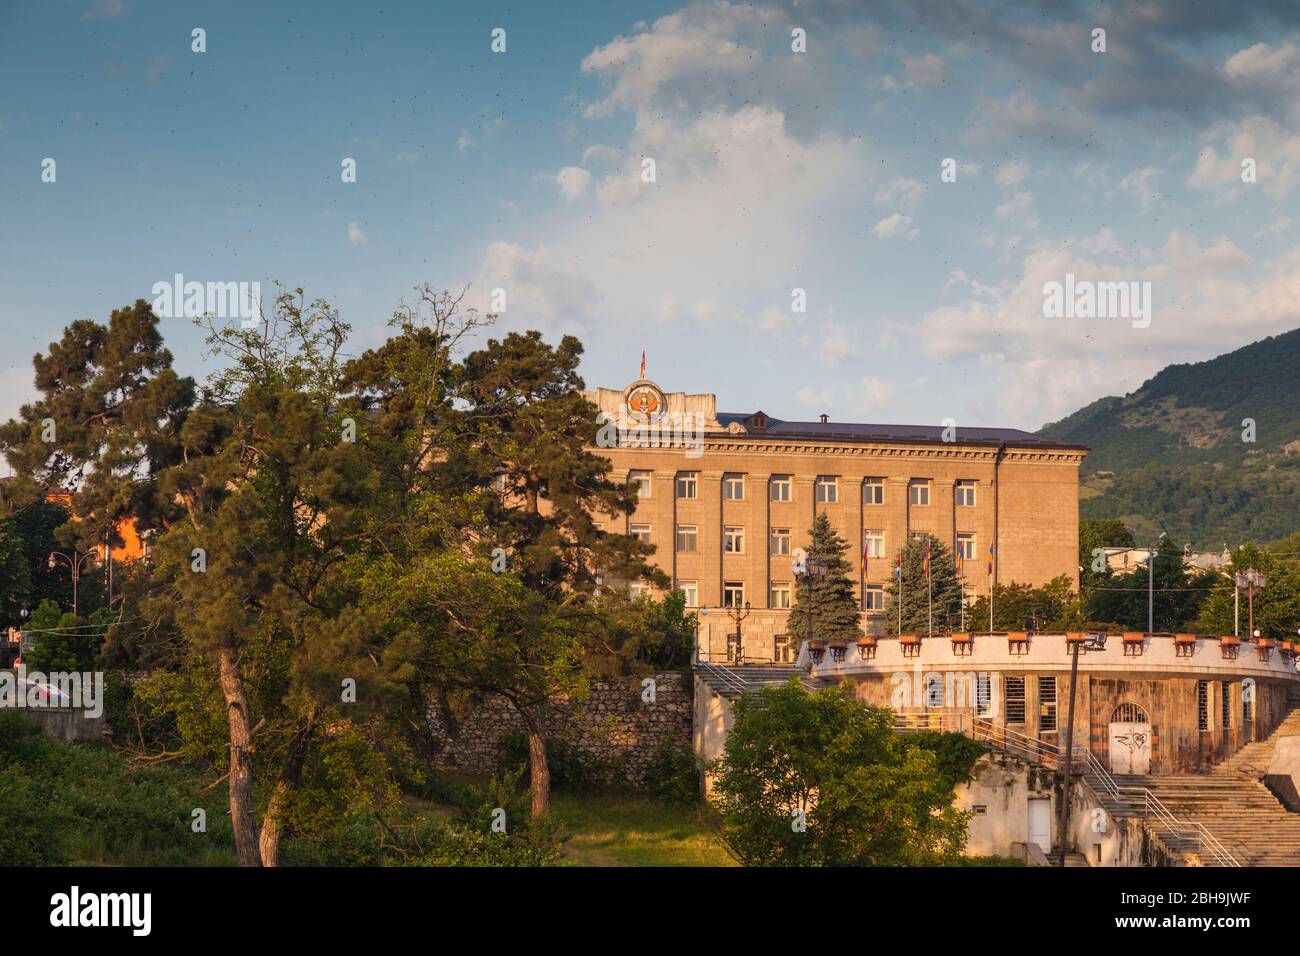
[1236,569,1265,641]
[792,549,826,653]
[47,549,97,617]
[1057,632,1108,867]
[1148,532,1166,633]
[726,600,751,665]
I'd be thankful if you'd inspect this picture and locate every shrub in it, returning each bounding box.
[645,739,699,804]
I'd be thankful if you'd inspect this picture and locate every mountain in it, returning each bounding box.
[1039,327,1300,547]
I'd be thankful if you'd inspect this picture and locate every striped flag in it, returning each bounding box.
[861,541,869,577]
[987,544,995,576]
[896,549,903,579]
[923,540,931,578]
[639,350,646,379]
[955,544,964,576]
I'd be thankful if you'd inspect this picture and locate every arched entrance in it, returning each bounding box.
[1108,702,1152,775]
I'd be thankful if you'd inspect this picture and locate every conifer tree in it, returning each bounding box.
[785,512,862,647]
[883,534,964,635]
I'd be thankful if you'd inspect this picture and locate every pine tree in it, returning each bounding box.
[785,512,862,647]
[883,534,964,635]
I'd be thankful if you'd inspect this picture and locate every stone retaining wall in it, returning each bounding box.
[425,672,692,785]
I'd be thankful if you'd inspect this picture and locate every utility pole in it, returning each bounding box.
[1058,633,1107,867]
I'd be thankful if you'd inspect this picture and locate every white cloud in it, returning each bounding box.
[347,222,367,245]
[995,190,1035,226]
[82,0,126,20]
[874,212,914,239]
[917,230,1300,421]
[903,53,946,90]
[995,160,1030,189]
[1189,116,1300,199]
[1120,166,1164,209]
[471,241,603,333]
[859,376,895,407]
[554,166,592,200]
[456,130,474,152]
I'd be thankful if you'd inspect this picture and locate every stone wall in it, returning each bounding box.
[425,672,692,785]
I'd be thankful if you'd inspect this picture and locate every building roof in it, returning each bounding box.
[714,413,1088,450]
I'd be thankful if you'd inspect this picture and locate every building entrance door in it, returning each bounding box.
[1028,797,1051,853]
[1108,722,1152,775]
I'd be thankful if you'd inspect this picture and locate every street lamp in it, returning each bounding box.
[1236,569,1266,642]
[1058,632,1108,867]
[47,549,97,617]
[726,600,751,665]
[694,606,709,663]
[1147,532,1166,633]
[792,549,827,655]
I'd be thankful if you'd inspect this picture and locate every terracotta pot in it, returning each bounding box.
[1220,635,1241,647]
[899,634,921,645]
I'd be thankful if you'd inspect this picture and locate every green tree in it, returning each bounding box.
[883,533,963,635]
[1084,537,1212,631]
[710,680,970,866]
[0,300,194,555]
[0,517,32,628]
[784,512,862,648]
[1079,518,1135,590]
[1194,544,1300,639]
[967,576,1082,631]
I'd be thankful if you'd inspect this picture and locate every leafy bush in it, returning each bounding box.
[910,731,987,789]
[0,710,235,865]
[498,731,606,789]
[644,740,699,804]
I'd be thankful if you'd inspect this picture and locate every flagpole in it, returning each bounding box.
[897,549,903,636]
[926,541,933,638]
[989,548,994,632]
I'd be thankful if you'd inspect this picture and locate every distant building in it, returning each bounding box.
[586,376,1088,663]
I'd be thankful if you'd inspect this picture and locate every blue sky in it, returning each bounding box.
[2,0,1299,440]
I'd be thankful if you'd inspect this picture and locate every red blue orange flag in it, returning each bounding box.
[923,540,931,577]
[987,544,994,576]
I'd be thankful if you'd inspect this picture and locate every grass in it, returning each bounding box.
[551,790,735,867]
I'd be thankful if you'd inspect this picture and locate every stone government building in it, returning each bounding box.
[584,377,1088,662]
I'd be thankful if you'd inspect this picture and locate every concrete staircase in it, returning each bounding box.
[1213,703,1300,781]
[1108,774,1300,865]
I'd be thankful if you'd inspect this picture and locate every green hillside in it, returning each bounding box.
[1039,327,1300,547]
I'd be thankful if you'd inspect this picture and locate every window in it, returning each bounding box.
[770,583,792,609]
[490,474,508,494]
[722,474,745,500]
[908,479,931,506]
[956,533,976,561]
[629,582,651,599]
[863,529,884,559]
[862,585,884,612]
[629,470,652,498]
[677,581,698,608]
[770,528,791,556]
[955,479,977,507]
[815,476,838,503]
[770,475,792,502]
[1111,702,1144,722]
[675,524,698,553]
[1005,677,1026,723]
[724,526,745,554]
[722,581,745,608]
[863,478,884,505]
[774,633,794,663]
[925,673,944,708]
[976,673,994,718]
[1198,680,1210,732]
[1222,681,1231,731]
[629,523,651,545]
[676,472,698,499]
[1039,677,1057,732]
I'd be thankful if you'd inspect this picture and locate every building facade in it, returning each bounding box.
[586,378,1088,664]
